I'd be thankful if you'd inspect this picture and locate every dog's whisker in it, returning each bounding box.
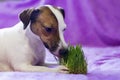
[54,55,58,60]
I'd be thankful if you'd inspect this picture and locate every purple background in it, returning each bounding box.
[0,0,120,80]
[1,0,120,47]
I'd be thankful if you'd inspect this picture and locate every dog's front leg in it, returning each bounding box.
[13,64,68,73]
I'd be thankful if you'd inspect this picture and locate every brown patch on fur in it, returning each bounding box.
[31,6,60,52]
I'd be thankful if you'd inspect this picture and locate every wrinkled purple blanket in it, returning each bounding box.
[0,0,120,80]
[0,47,120,80]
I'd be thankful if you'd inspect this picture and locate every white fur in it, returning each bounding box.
[0,22,46,71]
[0,5,68,72]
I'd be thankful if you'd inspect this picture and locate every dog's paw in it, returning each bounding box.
[53,65,69,73]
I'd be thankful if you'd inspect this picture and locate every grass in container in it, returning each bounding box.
[59,45,87,74]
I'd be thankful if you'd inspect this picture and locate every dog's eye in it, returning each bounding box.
[45,27,52,33]
[63,28,66,31]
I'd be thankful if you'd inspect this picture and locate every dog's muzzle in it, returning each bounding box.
[59,48,68,57]
[43,42,68,57]
[43,42,58,52]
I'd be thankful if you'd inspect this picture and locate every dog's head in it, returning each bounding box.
[19,5,68,57]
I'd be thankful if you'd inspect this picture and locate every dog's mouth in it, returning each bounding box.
[43,42,58,52]
[44,42,60,58]
[43,42,68,59]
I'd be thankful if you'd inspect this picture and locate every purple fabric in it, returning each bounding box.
[0,0,120,80]
[0,47,120,80]
[0,0,120,46]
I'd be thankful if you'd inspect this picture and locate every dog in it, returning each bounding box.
[0,5,68,73]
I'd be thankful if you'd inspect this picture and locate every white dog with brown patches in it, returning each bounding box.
[0,5,68,73]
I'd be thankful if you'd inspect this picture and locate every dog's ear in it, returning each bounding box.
[19,9,34,29]
[20,9,41,29]
[59,8,65,18]
[30,9,40,24]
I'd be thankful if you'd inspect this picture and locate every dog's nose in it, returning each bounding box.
[59,48,68,57]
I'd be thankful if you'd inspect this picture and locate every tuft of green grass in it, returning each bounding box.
[59,45,87,74]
